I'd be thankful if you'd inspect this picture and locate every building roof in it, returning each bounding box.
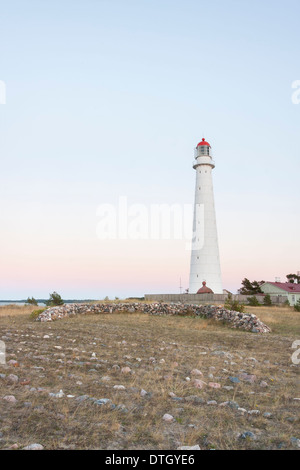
[197,138,210,147]
[263,282,300,293]
[197,281,214,294]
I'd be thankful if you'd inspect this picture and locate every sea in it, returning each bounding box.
[0,301,46,306]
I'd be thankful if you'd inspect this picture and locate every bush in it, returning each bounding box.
[247,296,261,306]
[263,294,272,306]
[294,299,300,312]
[224,293,245,313]
[29,308,46,320]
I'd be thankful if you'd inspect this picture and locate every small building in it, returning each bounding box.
[223,289,232,296]
[260,282,300,306]
[197,281,214,294]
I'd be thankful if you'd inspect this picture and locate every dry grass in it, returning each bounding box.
[0,304,36,318]
[0,304,299,450]
[246,306,300,336]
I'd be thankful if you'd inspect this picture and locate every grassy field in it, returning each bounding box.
[0,303,299,450]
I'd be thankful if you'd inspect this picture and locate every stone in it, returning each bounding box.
[93,398,111,405]
[193,379,206,389]
[259,381,268,388]
[239,373,257,384]
[101,376,111,382]
[121,367,131,374]
[75,395,89,402]
[190,369,203,376]
[177,445,201,450]
[7,374,19,384]
[22,443,44,450]
[49,390,64,398]
[219,401,239,409]
[286,416,298,423]
[113,385,126,390]
[239,431,257,440]
[2,395,17,403]
[35,302,271,333]
[208,382,221,389]
[248,410,260,416]
[162,414,174,422]
[8,359,19,367]
[228,376,240,384]
[184,395,205,404]
[9,444,19,449]
[290,437,300,449]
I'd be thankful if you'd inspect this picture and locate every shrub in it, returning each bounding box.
[224,293,245,313]
[294,299,300,312]
[263,294,272,306]
[29,308,46,320]
[247,296,261,306]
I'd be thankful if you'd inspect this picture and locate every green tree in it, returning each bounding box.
[263,294,272,306]
[247,296,261,306]
[45,291,64,307]
[238,278,264,295]
[286,273,300,284]
[26,297,38,306]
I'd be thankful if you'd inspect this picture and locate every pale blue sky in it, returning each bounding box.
[0,0,299,299]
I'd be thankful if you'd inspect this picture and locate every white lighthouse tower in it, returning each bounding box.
[189,138,223,294]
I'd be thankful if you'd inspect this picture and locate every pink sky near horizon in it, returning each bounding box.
[0,227,297,299]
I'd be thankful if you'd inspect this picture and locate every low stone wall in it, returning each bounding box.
[144,293,287,305]
[36,302,271,333]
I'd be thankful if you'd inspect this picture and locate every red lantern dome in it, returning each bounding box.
[197,138,210,147]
